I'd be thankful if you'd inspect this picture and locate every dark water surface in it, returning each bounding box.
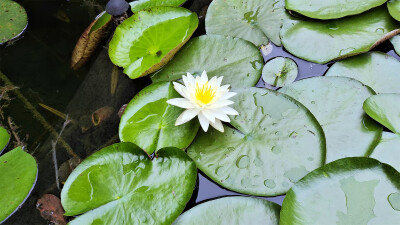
[0,0,398,224]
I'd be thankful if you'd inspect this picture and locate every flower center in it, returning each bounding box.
[195,81,216,105]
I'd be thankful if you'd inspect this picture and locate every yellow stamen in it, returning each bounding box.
[195,81,216,104]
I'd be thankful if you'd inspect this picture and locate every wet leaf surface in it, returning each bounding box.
[364,94,400,134]
[130,0,187,13]
[262,57,298,88]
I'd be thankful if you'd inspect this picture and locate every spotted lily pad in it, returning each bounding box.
[151,35,263,89]
[0,147,37,223]
[280,77,382,163]
[286,0,387,20]
[280,6,400,64]
[130,0,186,13]
[173,196,281,225]
[325,52,400,94]
[363,94,400,134]
[389,0,400,21]
[187,88,325,196]
[61,143,197,225]
[119,82,199,155]
[0,0,28,44]
[0,127,10,155]
[262,57,298,88]
[370,132,400,172]
[108,7,198,79]
[280,157,400,225]
[205,0,289,46]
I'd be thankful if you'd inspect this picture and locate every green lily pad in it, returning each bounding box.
[389,0,400,21]
[151,35,263,89]
[280,157,400,225]
[205,0,289,46]
[187,88,326,196]
[325,52,400,94]
[280,77,382,163]
[363,94,400,134]
[0,127,10,155]
[262,57,298,88]
[173,196,281,225]
[0,147,37,223]
[370,132,400,172]
[130,0,186,13]
[280,6,400,64]
[0,0,28,44]
[391,34,400,55]
[119,82,199,155]
[108,7,198,79]
[61,143,197,225]
[286,0,387,20]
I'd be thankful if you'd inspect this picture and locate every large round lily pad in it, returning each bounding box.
[173,196,281,225]
[0,147,37,223]
[0,0,28,44]
[0,127,10,155]
[286,0,387,20]
[108,7,198,79]
[388,0,400,21]
[262,57,298,88]
[61,143,197,225]
[280,76,382,163]
[151,35,263,89]
[130,0,186,13]
[119,82,199,155]
[363,94,400,134]
[280,157,400,225]
[370,132,400,172]
[205,0,289,46]
[391,34,400,55]
[280,6,400,64]
[187,88,326,196]
[325,52,400,94]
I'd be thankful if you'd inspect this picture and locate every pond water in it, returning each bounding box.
[0,0,399,224]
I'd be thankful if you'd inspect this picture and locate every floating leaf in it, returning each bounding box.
[391,34,400,55]
[0,127,10,155]
[71,11,112,70]
[280,6,400,64]
[286,0,387,19]
[187,88,325,196]
[389,0,400,21]
[363,94,400,134]
[61,143,197,225]
[151,35,263,89]
[109,7,198,79]
[325,52,400,94]
[119,82,199,155]
[205,0,288,46]
[130,0,186,13]
[173,196,281,225]
[0,0,28,44]
[0,147,37,223]
[280,157,400,225]
[370,132,400,172]
[262,57,298,88]
[280,77,382,162]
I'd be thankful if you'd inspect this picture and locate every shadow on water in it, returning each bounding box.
[0,0,399,224]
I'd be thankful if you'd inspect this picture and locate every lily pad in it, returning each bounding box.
[0,147,37,223]
[130,0,186,13]
[0,127,10,155]
[280,157,400,225]
[61,143,197,225]
[389,0,400,21]
[108,7,198,79]
[363,94,400,134]
[119,82,199,155]
[205,0,289,46]
[280,6,400,64]
[187,88,326,196]
[370,132,400,172]
[151,35,263,89]
[262,57,298,88]
[325,52,400,94]
[286,0,387,20]
[280,76,382,163]
[391,34,400,55]
[0,0,28,44]
[173,196,281,225]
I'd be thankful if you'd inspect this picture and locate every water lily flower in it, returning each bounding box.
[167,71,239,132]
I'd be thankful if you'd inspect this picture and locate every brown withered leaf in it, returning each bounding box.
[36,194,67,225]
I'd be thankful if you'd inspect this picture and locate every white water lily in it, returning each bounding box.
[167,71,239,132]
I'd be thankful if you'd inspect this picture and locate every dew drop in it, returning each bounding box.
[271,146,282,154]
[254,158,264,167]
[264,179,276,189]
[375,28,385,34]
[236,155,250,169]
[388,192,400,211]
[215,166,224,176]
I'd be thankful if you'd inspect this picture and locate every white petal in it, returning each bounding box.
[208,100,235,109]
[172,82,189,99]
[208,76,218,87]
[201,71,208,83]
[211,109,231,122]
[219,92,237,101]
[182,74,191,88]
[210,119,224,132]
[175,109,200,125]
[167,98,195,109]
[201,109,216,123]
[219,106,239,115]
[198,112,210,132]
[219,84,230,92]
